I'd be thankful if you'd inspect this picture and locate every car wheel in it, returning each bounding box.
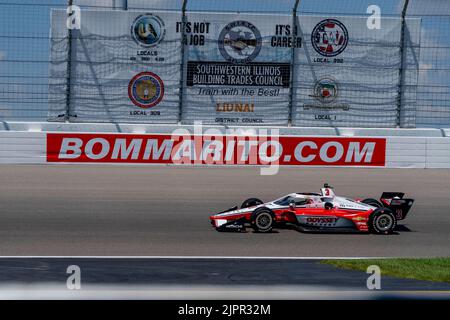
[241,198,263,209]
[251,208,274,233]
[362,198,383,208]
[370,209,397,235]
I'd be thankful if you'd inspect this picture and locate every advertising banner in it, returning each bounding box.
[181,12,300,125]
[47,133,386,167]
[5,131,450,169]
[48,10,420,128]
[49,9,182,123]
[292,16,420,128]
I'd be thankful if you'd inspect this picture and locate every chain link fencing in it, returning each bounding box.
[0,0,448,128]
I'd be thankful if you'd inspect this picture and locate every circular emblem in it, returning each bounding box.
[128,72,164,109]
[311,19,348,57]
[218,20,262,64]
[131,14,165,47]
[313,77,339,104]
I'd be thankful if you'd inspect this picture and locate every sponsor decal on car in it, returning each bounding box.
[47,134,386,166]
[395,209,403,219]
[306,217,338,225]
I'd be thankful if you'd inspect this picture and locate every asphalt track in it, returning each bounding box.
[0,165,449,257]
[1,258,449,291]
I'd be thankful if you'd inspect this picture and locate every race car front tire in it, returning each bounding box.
[241,198,264,209]
[362,198,383,208]
[369,209,397,235]
[251,208,274,233]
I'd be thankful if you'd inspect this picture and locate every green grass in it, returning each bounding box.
[322,258,450,283]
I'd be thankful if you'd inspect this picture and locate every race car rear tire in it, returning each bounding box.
[241,198,264,209]
[369,209,397,235]
[362,198,383,208]
[251,208,274,233]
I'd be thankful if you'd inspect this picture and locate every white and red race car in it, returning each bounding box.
[210,184,414,234]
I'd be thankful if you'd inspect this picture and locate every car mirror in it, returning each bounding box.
[324,202,334,210]
[289,201,296,210]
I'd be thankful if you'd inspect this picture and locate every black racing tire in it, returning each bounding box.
[369,208,397,235]
[251,208,274,233]
[241,198,264,209]
[362,198,383,208]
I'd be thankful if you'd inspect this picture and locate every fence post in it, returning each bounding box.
[64,0,74,122]
[288,0,301,126]
[178,0,189,124]
[397,0,410,127]
[116,1,127,9]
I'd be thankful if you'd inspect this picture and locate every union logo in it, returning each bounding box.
[128,72,164,108]
[313,77,339,104]
[218,20,262,64]
[311,19,348,57]
[131,14,166,47]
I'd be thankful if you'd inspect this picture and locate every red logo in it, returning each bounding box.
[128,72,164,108]
[311,19,349,57]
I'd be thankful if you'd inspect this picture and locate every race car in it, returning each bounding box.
[210,184,414,234]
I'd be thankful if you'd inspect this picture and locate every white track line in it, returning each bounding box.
[0,256,390,259]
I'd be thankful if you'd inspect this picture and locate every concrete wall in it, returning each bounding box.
[1,130,449,168]
[0,132,46,164]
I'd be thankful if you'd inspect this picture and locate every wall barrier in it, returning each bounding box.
[1,130,449,168]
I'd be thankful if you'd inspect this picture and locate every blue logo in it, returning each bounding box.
[218,20,262,64]
[131,14,165,47]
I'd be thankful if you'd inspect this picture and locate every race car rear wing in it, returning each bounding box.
[381,192,405,200]
[380,192,414,220]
